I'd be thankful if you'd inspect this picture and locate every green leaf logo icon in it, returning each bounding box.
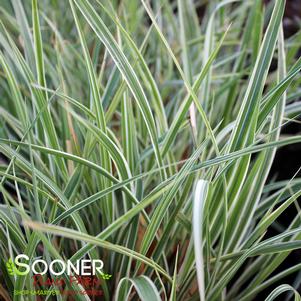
[6,258,26,276]
[6,258,15,275]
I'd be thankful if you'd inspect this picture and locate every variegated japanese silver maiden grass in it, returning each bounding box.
[0,0,301,300]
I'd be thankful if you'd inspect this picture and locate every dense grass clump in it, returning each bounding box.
[0,0,301,300]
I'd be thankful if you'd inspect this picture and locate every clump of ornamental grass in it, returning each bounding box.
[0,0,301,300]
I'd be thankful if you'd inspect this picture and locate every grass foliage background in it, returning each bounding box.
[0,0,301,300]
